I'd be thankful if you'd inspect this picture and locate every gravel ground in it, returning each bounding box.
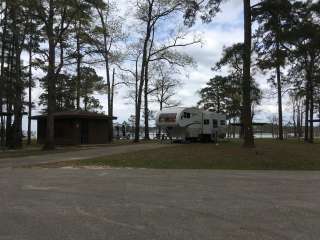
[0,168,319,240]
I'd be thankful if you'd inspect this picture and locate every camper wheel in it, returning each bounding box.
[186,137,197,143]
[211,133,218,143]
[199,134,211,143]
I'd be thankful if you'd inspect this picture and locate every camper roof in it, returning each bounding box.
[161,107,201,112]
[158,107,185,114]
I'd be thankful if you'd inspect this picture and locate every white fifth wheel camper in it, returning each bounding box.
[156,107,226,142]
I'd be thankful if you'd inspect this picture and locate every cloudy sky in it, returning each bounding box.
[24,0,284,131]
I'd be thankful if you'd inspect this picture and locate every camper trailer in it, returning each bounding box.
[156,107,226,142]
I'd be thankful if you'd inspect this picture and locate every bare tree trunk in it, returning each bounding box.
[309,75,314,143]
[134,0,154,142]
[135,88,143,141]
[96,8,113,141]
[143,23,155,141]
[11,5,23,149]
[297,102,301,138]
[108,68,115,142]
[84,78,88,111]
[0,3,7,148]
[308,56,315,143]
[27,43,32,145]
[144,61,150,140]
[111,68,115,117]
[274,14,284,141]
[276,64,283,140]
[133,56,139,140]
[76,22,81,110]
[232,118,236,138]
[242,0,254,148]
[44,0,56,150]
[240,111,244,139]
[104,53,113,142]
[44,39,56,150]
[13,51,23,149]
[304,74,310,142]
[135,2,153,142]
[6,109,12,148]
[293,101,297,138]
[304,99,309,141]
[6,40,14,148]
[300,108,304,139]
[103,34,112,142]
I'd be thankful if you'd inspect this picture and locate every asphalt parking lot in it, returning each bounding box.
[0,168,319,240]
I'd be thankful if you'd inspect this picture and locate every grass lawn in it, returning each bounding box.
[47,139,320,170]
[0,146,82,159]
[0,140,151,159]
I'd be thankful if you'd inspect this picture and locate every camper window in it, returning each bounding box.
[220,120,226,126]
[183,112,191,119]
[204,119,210,125]
[159,113,177,123]
[213,119,218,128]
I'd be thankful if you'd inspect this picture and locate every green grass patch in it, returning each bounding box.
[49,139,320,170]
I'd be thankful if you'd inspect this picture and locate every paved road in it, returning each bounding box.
[0,168,319,240]
[0,143,171,168]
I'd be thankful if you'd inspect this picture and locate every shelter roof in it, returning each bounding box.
[31,111,117,120]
